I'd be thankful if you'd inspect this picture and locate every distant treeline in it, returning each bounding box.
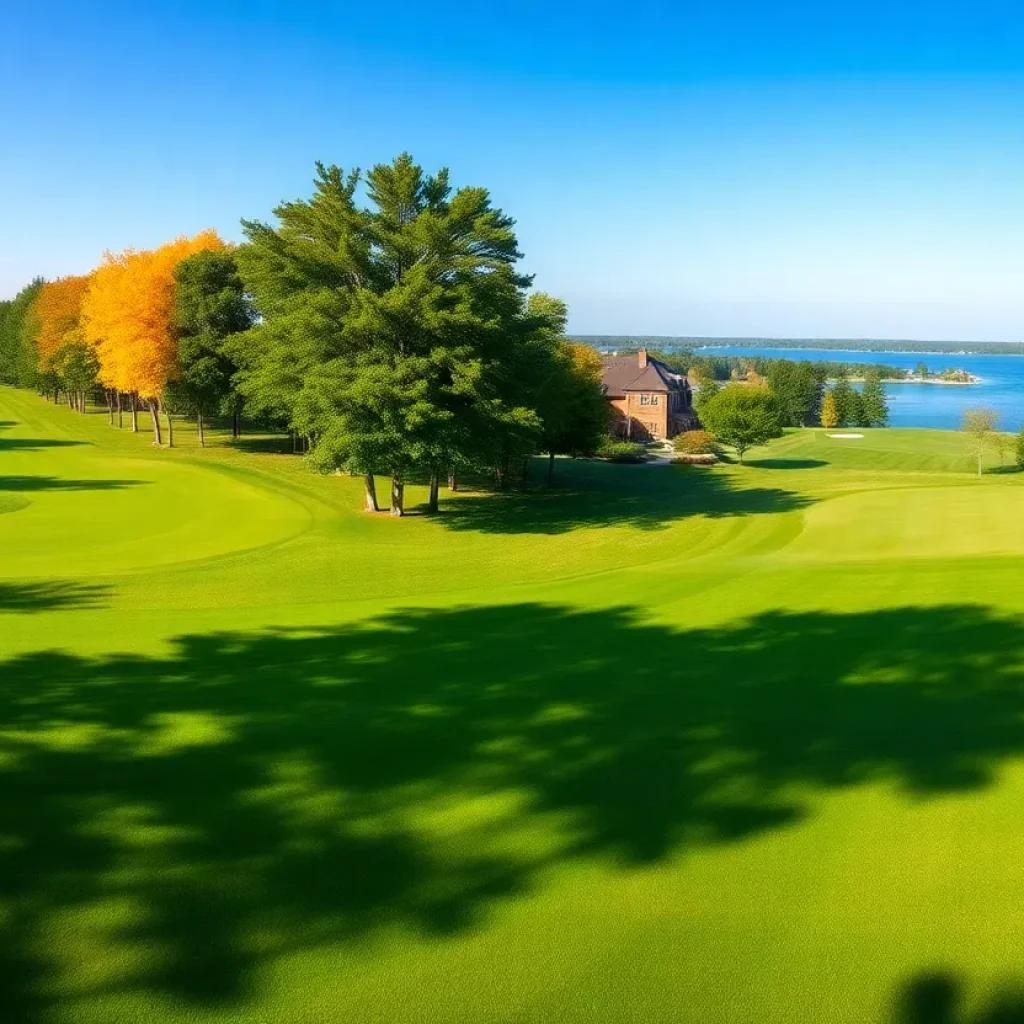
[600,346,906,382]
[576,335,1024,356]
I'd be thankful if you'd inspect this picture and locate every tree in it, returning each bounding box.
[82,231,226,444]
[961,407,1000,476]
[237,155,540,517]
[529,296,608,483]
[31,276,90,375]
[172,251,252,446]
[831,374,864,427]
[821,390,839,429]
[698,385,783,463]
[53,342,100,413]
[860,371,889,427]
[1016,429,1024,471]
[0,279,43,387]
[767,360,823,426]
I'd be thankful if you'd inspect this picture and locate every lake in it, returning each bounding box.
[698,346,1024,431]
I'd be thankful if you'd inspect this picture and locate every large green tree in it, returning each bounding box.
[699,385,783,463]
[236,154,542,516]
[0,279,44,387]
[766,360,823,427]
[171,251,252,447]
[831,374,863,428]
[859,371,889,427]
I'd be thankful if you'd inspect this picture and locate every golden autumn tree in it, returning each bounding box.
[82,231,225,443]
[30,275,94,411]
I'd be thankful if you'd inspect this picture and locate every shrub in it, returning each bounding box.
[673,430,718,456]
[674,453,717,466]
[1016,428,1024,471]
[597,439,648,463]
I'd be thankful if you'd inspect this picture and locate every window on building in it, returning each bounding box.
[639,394,659,406]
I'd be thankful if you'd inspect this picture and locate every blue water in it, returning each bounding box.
[698,346,1024,431]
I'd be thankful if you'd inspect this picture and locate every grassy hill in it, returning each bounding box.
[3,387,1024,1023]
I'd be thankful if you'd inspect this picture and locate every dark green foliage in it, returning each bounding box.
[172,252,252,442]
[766,360,824,426]
[53,342,99,404]
[1016,429,1024,471]
[831,375,864,428]
[0,280,43,387]
[698,386,783,462]
[860,371,890,427]
[596,439,648,463]
[236,154,552,510]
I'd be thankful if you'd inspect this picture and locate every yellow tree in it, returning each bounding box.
[821,390,839,429]
[82,231,225,442]
[30,275,93,411]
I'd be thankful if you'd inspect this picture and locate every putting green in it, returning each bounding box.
[6,392,1024,1024]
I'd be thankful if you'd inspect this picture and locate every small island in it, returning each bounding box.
[850,363,981,385]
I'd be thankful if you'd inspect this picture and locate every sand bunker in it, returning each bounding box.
[828,433,864,439]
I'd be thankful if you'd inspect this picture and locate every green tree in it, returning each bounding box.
[0,279,44,387]
[530,296,608,483]
[172,251,252,447]
[52,341,99,414]
[766,360,823,426]
[831,374,864,427]
[237,155,538,517]
[961,407,1000,476]
[698,385,783,463]
[1016,428,1024,471]
[860,371,889,427]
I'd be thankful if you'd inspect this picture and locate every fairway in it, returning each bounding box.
[7,389,1024,1024]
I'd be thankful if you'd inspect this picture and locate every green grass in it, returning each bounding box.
[5,392,1024,1023]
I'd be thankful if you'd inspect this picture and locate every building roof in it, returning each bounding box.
[600,353,688,398]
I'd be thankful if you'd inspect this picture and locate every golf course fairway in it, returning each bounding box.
[5,386,1024,1024]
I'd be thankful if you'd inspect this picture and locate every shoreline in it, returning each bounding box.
[856,377,984,386]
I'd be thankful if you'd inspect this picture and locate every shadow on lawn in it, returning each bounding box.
[0,476,147,492]
[4,603,1024,1019]
[0,581,111,613]
[745,458,829,470]
[895,973,1024,1023]
[437,459,812,534]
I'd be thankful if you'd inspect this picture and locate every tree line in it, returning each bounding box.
[0,154,610,515]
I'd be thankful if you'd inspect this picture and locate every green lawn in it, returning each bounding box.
[5,392,1024,1024]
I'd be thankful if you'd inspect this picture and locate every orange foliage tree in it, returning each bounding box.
[32,275,91,371]
[81,231,225,443]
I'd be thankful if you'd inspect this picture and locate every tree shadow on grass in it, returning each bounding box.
[0,419,88,452]
[438,459,812,534]
[0,476,148,492]
[4,604,1024,1018]
[745,458,829,470]
[0,581,111,613]
[895,973,1024,1023]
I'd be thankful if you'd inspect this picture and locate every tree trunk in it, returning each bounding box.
[232,409,240,439]
[106,390,114,425]
[116,391,123,428]
[197,411,205,448]
[147,399,162,446]
[548,451,556,484]
[364,474,379,513]
[166,410,174,448]
[978,451,983,477]
[390,474,404,517]
[427,470,439,513]
[130,393,138,432]
[448,470,458,492]
[79,391,86,414]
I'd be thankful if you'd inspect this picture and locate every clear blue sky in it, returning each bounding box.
[4,0,1024,339]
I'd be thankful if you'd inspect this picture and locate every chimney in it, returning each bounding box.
[638,348,648,369]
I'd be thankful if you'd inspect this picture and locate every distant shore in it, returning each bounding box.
[848,376,983,386]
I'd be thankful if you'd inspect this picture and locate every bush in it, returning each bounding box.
[1016,429,1024,471]
[597,439,648,463]
[673,430,718,456]
[674,453,717,466]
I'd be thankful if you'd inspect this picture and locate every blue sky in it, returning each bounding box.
[4,0,1024,339]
